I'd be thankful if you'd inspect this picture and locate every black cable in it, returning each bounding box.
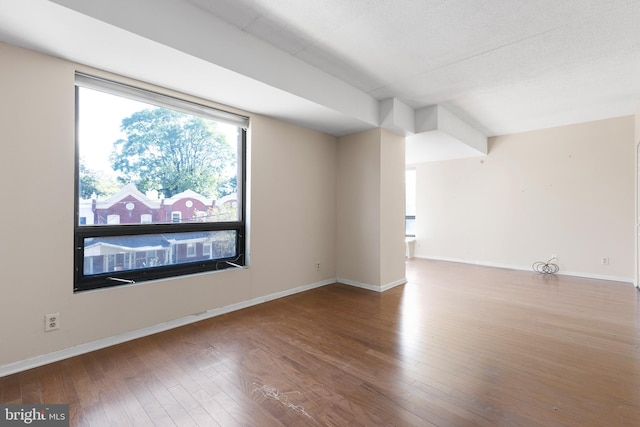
[532,257,559,274]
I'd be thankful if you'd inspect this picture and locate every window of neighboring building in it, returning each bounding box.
[405,168,416,237]
[74,72,248,292]
[186,243,196,257]
[203,243,212,258]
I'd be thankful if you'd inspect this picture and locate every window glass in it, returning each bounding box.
[75,74,247,291]
[77,85,240,225]
[82,230,236,276]
[405,169,416,216]
[405,169,416,237]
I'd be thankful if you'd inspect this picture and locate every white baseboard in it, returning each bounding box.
[337,277,407,292]
[4,259,628,378]
[381,278,408,291]
[414,255,634,284]
[0,278,336,378]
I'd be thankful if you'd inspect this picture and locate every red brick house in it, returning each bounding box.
[80,184,238,275]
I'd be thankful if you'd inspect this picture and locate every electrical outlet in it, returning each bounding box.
[601,257,609,265]
[45,313,60,332]
[315,262,321,271]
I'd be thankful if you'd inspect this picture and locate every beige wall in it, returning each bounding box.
[636,104,640,145]
[634,105,640,287]
[337,129,382,286]
[249,114,338,294]
[413,117,635,281]
[379,130,407,286]
[0,42,338,366]
[337,128,406,289]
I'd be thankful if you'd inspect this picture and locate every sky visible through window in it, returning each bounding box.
[78,87,239,180]
[78,87,146,174]
[406,169,416,216]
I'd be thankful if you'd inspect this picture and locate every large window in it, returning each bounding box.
[74,73,247,292]
[405,169,416,237]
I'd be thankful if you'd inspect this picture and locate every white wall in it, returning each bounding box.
[0,42,338,367]
[413,117,635,282]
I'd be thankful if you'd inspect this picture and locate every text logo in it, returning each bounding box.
[0,405,68,427]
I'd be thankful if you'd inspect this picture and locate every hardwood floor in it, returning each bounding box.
[1,259,639,426]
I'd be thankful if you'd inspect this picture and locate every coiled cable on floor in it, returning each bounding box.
[533,257,559,274]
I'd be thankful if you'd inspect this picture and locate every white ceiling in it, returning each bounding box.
[1,0,639,143]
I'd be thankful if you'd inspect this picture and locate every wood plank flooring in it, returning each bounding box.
[1,259,639,426]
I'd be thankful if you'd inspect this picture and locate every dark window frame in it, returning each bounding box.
[73,74,247,292]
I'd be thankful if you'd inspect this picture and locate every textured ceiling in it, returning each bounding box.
[185,0,640,136]
[1,0,640,139]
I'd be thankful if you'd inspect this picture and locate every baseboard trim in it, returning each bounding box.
[337,277,407,292]
[381,278,408,291]
[415,256,634,284]
[0,278,336,378]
